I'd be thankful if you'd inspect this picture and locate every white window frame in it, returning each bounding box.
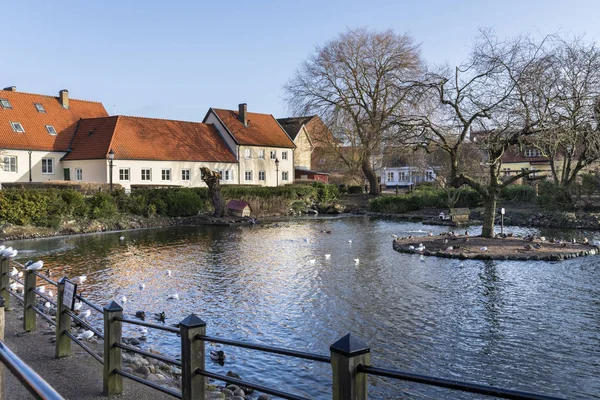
[398,172,406,182]
[387,172,394,182]
[258,170,266,181]
[45,125,57,135]
[41,158,54,174]
[425,171,434,181]
[141,169,152,181]
[161,168,171,181]
[0,99,12,109]
[119,168,130,181]
[10,122,25,133]
[282,151,288,160]
[525,148,542,157]
[75,168,83,181]
[270,150,276,160]
[258,149,265,159]
[3,156,17,173]
[282,171,289,181]
[223,170,231,181]
[245,171,253,181]
[34,103,46,113]
[181,169,190,181]
[245,148,252,159]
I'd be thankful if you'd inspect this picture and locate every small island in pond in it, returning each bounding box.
[392,234,599,261]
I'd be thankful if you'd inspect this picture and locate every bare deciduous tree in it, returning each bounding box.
[285,27,424,195]
[200,167,225,217]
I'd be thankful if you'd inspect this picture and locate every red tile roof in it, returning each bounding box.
[210,108,295,148]
[0,89,108,151]
[227,200,251,211]
[64,116,237,163]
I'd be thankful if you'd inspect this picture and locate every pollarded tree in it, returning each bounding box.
[285,27,424,195]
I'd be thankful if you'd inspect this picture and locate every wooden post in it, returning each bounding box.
[55,277,71,358]
[103,300,123,395]
[0,259,11,311]
[23,269,37,332]
[0,297,6,400]
[180,314,206,400]
[330,333,370,400]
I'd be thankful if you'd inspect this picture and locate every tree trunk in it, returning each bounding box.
[481,194,497,238]
[200,168,225,218]
[362,158,380,195]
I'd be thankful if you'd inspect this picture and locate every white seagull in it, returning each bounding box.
[9,267,18,277]
[480,247,488,252]
[26,260,44,271]
[166,270,172,277]
[79,309,91,319]
[354,258,360,264]
[139,283,145,290]
[308,259,316,264]
[119,236,125,241]
[0,247,13,256]
[47,290,54,297]
[348,240,353,243]
[77,330,94,340]
[3,249,18,259]
[120,296,127,304]
[73,302,83,311]
[75,275,87,284]
[167,293,179,300]
[324,254,331,259]
[37,286,46,294]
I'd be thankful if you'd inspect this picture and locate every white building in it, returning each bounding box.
[382,166,437,187]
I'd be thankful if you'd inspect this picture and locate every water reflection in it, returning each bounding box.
[6,218,600,399]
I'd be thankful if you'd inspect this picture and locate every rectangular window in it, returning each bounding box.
[3,156,16,172]
[282,151,288,160]
[223,170,230,181]
[425,171,434,181]
[282,171,288,181]
[398,172,406,181]
[258,149,265,159]
[270,150,276,160]
[141,169,151,181]
[34,103,46,113]
[503,168,511,177]
[258,171,266,181]
[245,148,252,159]
[525,148,542,157]
[41,158,54,174]
[181,169,190,181]
[245,171,253,181]
[119,168,130,181]
[45,125,57,135]
[10,122,24,133]
[0,99,12,109]
[75,168,83,181]
[161,169,171,181]
[387,172,394,182]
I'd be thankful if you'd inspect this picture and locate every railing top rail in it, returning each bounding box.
[0,340,65,400]
[116,316,180,334]
[74,294,103,314]
[32,271,58,286]
[198,369,311,400]
[114,368,182,399]
[114,342,181,367]
[358,365,567,400]
[196,334,330,364]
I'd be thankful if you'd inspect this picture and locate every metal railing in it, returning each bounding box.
[0,256,572,400]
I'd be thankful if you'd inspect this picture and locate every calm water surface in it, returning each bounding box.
[8,217,600,399]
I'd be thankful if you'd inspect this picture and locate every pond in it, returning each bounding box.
[7,217,600,399]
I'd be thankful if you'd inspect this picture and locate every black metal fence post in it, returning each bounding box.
[180,314,206,400]
[103,300,123,395]
[0,296,5,400]
[23,269,37,332]
[55,278,71,358]
[0,259,11,311]
[330,333,370,400]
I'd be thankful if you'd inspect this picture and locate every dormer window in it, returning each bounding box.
[525,148,542,157]
[0,99,12,109]
[45,125,57,135]
[34,103,46,113]
[10,122,25,133]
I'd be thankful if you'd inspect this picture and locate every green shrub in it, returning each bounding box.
[338,184,348,194]
[348,185,363,194]
[368,187,482,213]
[311,182,339,203]
[537,181,573,210]
[86,192,118,219]
[500,185,536,202]
[61,190,88,217]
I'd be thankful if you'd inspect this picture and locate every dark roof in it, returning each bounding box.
[64,115,237,162]
[276,116,316,141]
[210,108,295,148]
[0,89,108,152]
[295,167,329,176]
[227,200,251,210]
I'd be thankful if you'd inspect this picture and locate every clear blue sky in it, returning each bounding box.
[4,1,600,121]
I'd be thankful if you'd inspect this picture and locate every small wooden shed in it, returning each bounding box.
[227,200,252,217]
[449,208,470,223]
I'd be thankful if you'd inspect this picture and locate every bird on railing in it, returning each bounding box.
[0,245,4,252]
[210,350,226,361]
[25,260,44,271]
[77,330,94,340]
[3,249,18,259]
[167,293,179,300]
[0,247,12,256]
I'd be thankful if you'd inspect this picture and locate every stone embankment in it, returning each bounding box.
[504,210,600,230]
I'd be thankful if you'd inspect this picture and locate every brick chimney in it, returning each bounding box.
[3,86,16,92]
[238,103,247,126]
[59,89,69,109]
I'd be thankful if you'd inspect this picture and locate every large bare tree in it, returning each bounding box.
[407,31,552,237]
[285,27,423,195]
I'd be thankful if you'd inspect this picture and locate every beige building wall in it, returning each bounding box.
[293,126,312,170]
[239,146,294,186]
[0,149,68,183]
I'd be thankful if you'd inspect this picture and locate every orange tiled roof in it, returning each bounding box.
[210,108,295,148]
[64,116,237,163]
[0,89,108,152]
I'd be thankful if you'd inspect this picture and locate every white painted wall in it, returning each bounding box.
[0,149,67,183]
[63,159,238,190]
[382,166,437,186]
[239,146,294,186]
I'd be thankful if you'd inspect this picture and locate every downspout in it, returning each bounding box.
[238,146,241,184]
[28,150,32,182]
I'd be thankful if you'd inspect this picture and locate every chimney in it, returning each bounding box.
[239,103,247,126]
[59,89,69,109]
[3,86,16,92]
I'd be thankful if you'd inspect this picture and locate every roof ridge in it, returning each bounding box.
[114,114,205,124]
[0,90,104,104]
[211,107,276,117]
